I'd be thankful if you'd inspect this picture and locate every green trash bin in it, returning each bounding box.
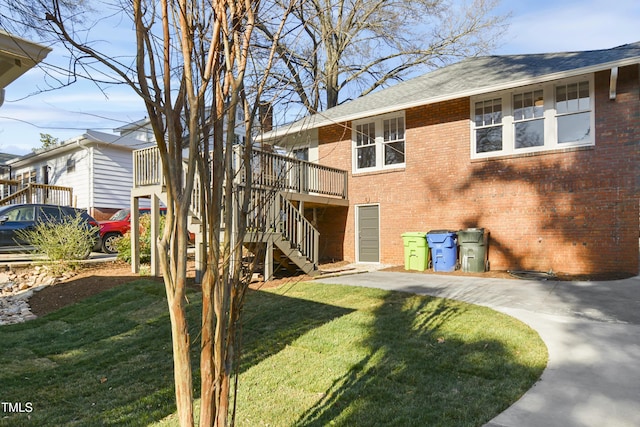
[402,232,429,271]
[458,228,489,272]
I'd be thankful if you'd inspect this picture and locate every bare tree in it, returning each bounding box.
[258,0,508,113]
[2,0,290,425]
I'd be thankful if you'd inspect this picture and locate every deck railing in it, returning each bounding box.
[133,145,348,200]
[133,146,164,187]
[241,147,348,199]
[0,183,73,206]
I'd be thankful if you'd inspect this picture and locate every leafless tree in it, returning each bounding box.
[2,0,290,425]
[258,0,508,113]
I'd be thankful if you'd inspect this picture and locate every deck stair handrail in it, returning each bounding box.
[244,187,319,271]
[275,192,319,269]
[0,183,73,206]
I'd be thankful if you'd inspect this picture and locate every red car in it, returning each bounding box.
[99,207,194,254]
[98,208,166,254]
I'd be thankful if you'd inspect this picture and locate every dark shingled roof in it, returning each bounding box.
[266,41,640,137]
[0,152,20,164]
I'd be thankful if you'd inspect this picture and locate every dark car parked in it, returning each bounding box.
[0,203,101,256]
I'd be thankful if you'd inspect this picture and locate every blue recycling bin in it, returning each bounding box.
[426,230,458,272]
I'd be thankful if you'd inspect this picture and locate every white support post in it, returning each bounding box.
[131,196,140,274]
[298,200,305,251]
[264,239,273,281]
[195,225,204,284]
[150,194,160,277]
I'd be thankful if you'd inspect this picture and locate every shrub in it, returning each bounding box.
[16,212,98,271]
[115,214,165,264]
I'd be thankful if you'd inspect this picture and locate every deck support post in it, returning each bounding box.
[195,227,204,284]
[150,194,160,277]
[131,196,140,274]
[264,239,273,281]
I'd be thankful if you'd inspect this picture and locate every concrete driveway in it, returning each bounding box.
[314,271,640,427]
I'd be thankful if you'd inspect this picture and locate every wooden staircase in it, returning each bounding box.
[243,191,320,277]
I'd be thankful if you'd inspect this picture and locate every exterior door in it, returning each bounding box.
[357,204,379,263]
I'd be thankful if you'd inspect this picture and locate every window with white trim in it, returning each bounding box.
[353,113,405,172]
[471,76,594,158]
[355,122,376,169]
[474,98,502,153]
[556,81,591,143]
[513,89,544,148]
[66,158,76,173]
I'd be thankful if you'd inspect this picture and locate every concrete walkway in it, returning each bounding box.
[314,270,640,427]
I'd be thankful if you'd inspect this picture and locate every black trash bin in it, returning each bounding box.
[458,228,489,272]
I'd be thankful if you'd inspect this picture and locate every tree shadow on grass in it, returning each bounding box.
[0,280,354,426]
[294,291,545,427]
[239,288,355,372]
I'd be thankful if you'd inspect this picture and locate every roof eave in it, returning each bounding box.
[265,56,640,140]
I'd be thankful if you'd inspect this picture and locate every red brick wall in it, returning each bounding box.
[317,65,639,276]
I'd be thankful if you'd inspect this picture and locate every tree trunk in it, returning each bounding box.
[199,267,215,426]
[166,289,194,426]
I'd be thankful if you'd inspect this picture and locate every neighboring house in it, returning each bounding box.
[2,128,154,220]
[261,41,640,277]
[0,30,51,108]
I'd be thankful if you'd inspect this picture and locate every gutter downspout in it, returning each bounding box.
[76,137,93,211]
[609,67,618,100]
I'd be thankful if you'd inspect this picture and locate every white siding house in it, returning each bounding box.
[3,128,153,219]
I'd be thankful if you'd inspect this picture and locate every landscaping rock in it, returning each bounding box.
[0,267,62,325]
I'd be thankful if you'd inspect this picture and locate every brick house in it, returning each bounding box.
[262,42,640,277]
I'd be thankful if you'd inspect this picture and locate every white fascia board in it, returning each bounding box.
[0,31,51,67]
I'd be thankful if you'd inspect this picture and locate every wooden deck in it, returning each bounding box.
[131,145,348,280]
[0,181,73,207]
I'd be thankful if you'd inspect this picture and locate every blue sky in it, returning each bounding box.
[0,0,638,155]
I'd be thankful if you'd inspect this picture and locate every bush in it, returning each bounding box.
[115,214,165,264]
[16,212,98,271]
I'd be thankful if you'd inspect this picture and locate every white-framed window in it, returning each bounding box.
[353,112,405,172]
[293,147,309,161]
[513,89,544,149]
[471,75,594,158]
[474,98,503,153]
[66,158,76,173]
[556,81,591,144]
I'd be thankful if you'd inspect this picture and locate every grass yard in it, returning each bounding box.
[0,279,547,426]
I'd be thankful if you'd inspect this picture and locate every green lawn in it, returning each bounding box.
[0,279,547,426]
